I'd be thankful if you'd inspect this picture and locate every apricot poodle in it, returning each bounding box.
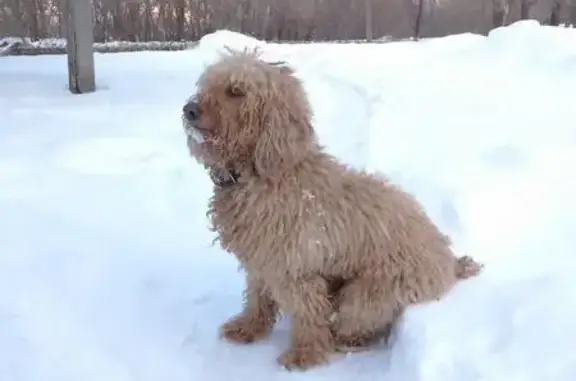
[181,49,482,371]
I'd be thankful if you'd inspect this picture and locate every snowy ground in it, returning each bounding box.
[1,20,576,381]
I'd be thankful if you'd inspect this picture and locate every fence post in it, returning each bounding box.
[365,0,373,41]
[66,0,95,94]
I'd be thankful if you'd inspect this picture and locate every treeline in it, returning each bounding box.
[0,0,575,43]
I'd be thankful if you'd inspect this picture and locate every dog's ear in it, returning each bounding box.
[253,105,312,182]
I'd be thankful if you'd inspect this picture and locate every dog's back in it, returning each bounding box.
[294,153,461,303]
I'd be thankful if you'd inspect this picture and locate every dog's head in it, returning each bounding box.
[182,48,316,182]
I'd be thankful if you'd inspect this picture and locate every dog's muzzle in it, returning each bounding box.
[182,100,200,122]
[182,100,205,144]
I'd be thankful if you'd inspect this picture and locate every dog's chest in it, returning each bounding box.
[209,185,338,273]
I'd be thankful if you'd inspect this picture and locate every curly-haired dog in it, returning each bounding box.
[182,49,482,371]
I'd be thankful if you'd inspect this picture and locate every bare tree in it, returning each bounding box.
[544,0,571,25]
[492,0,511,27]
[570,0,576,25]
[520,0,536,19]
[1,0,571,46]
[414,0,426,39]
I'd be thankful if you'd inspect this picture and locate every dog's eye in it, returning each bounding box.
[226,84,245,98]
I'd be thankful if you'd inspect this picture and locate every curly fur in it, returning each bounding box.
[182,49,482,371]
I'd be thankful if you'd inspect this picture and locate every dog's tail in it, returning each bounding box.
[454,255,483,280]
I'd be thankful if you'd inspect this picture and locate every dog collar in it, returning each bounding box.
[209,168,241,188]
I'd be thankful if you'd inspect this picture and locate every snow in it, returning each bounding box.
[1,21,576,381]
[0,36,193,55]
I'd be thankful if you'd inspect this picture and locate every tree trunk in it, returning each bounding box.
[549,2,560,25]
[414,0,425,40]
[176,0,186,40]
[493,0,510,27]
[570,0,576,26]
[520,0,534,19]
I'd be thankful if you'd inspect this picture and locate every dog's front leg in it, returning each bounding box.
[272,276,334,371]
[220,273,278,344]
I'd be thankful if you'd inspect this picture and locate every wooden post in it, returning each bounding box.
[66,0,95,94]
[365,0,373,41]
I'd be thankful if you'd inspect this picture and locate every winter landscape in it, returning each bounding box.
[1,20,576,381]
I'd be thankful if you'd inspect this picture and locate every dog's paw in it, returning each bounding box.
[220,316,271,344]
[333,322,393,352]
[455,255,484,279]
[334,333,386,352]
[277,347,330,371]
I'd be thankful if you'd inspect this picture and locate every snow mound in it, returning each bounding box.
[485,20,576,64]
[197,29,266,52]
[194,30,267,65]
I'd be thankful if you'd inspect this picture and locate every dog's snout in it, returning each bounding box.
[183,101,200,121]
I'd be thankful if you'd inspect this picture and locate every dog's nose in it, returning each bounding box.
[183,101,200,121]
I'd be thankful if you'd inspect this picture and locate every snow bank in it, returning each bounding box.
[484,20,576,67]
[0,36,193,56]
[0,37,26,56]
[360,21,576,381]
[192,29,268,66]
[197,29,265,52]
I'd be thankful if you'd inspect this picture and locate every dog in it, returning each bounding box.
[181,48,482,371]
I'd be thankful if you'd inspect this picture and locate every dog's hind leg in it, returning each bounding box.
[331,276,402,351]
[220,273,279,344]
